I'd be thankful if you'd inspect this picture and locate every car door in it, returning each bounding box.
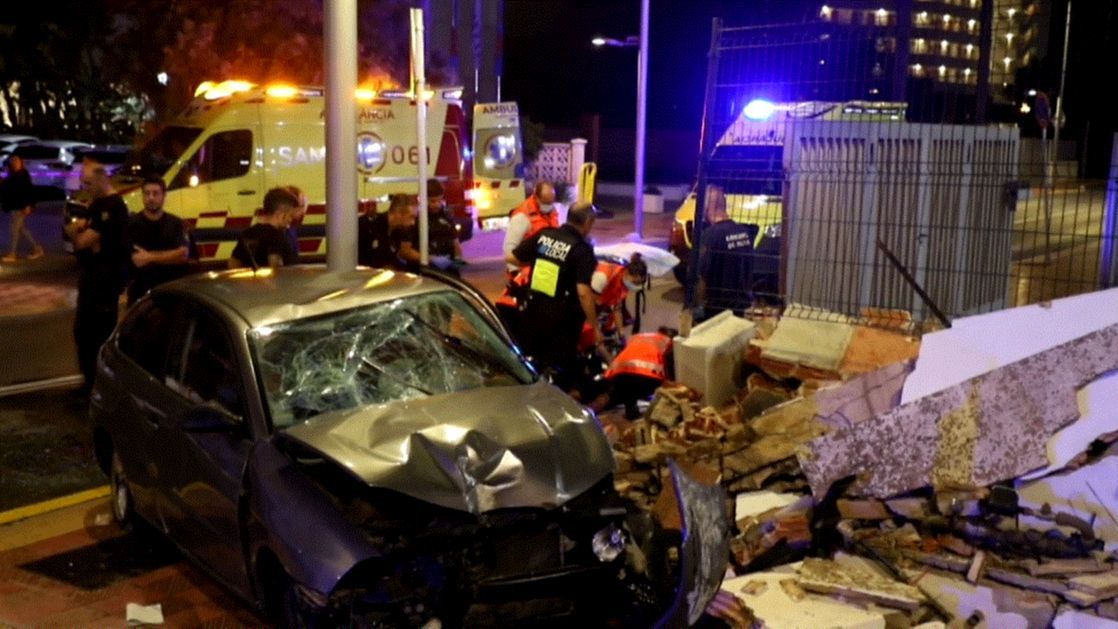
[106,295,183,528]
[168,129,259,242]
[156,302,254,585]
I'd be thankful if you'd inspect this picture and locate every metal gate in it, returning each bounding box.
[685,19,1117,333]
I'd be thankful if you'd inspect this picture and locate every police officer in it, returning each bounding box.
[697,184,757,319]
[507,202,599,390]
[64,161,130,396]
[419,178,464,275]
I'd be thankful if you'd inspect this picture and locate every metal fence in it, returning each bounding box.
[684,20,1117,334]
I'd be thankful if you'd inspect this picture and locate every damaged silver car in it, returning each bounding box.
[91,266,727,626]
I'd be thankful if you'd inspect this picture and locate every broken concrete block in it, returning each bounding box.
[1069,571,1118,600]
[967,550,988,583]
[674,311,755,407]
[902,287,1118,404]
[837,498,891,520]
[796,557,924,610]
[813,360,914,431]
[902,568,1058,629]
[725,569,902,627]
[760,305,856,372]
[799,323,1118,498]
[839,324,921,378]
[734,491,801,523]
[1021,370,1118,480]
[886,497,930,520]
[738,388,791,420]
[1022,558,1108,577]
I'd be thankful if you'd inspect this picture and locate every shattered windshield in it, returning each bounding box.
[250,291,535,428]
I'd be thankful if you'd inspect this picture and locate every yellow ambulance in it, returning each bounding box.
[111,80,525,261]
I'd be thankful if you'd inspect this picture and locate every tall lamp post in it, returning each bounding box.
[593,0,649,239]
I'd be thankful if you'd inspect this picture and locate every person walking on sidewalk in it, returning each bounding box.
[64,161,130,395]
[126,176,193,306]
[1,155,44,262]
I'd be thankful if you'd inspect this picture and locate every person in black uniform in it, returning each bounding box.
[228,187,299,269]
[417,178,465,276]
[697,185,757,319]
[358,193,421,270]
[125,176,193,305]
[507,202,601,390]
[64,161,130,395]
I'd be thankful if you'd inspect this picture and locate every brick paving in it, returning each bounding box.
[0,499,262,628]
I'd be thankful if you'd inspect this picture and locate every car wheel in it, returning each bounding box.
[110,451,138,531]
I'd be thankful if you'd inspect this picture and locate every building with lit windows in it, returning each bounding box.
[814,1,1049,118]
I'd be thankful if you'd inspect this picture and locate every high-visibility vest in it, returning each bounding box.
[605,332,672,381]
[511,196,560,241]
[500,198,559,308]
[595,261,628,310]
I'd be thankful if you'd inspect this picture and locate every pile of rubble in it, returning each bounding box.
[601,297,1118,627]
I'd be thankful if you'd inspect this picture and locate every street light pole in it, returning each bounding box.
[634,0,649,241]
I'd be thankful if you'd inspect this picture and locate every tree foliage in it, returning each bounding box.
[1,0,452,144]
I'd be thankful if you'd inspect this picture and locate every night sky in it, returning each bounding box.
[502,0,1117,176]
[502,0,812,132]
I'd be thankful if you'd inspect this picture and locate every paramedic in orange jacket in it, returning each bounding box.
[591,253,649,337]
[496,181,559,336]
[605,330,674,419]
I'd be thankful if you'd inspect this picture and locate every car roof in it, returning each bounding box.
[0,134,38,143]
[155,265,454,328]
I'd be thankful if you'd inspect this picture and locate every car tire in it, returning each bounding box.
[110,450,139,532]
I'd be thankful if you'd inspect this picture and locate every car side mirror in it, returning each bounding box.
[182,403,244,434]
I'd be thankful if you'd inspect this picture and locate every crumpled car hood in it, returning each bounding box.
[280,382,616,513]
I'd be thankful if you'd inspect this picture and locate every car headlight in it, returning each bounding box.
[592,524,627,562]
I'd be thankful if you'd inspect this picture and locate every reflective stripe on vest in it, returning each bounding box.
[596,262,628,309]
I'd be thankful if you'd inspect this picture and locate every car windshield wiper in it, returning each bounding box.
[399,308,521,381]
[359,356,434,396]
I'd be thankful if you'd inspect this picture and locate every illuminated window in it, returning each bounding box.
[1006,32,1014,44]
[1008,8,1017,18]
[940,39,949,52]
[938,65,947,77]
[966,43,974,57]
[916,11,929,24]
[820,4,833,19]
[943,13,951,25]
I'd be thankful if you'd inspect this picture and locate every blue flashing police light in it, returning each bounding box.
[744,99,776,121]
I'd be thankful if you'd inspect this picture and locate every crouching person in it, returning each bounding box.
[604,329,674,419]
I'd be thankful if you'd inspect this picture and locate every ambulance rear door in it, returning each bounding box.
[472,102,526,228]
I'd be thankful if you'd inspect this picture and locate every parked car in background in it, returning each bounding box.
[0,134,39,166]
[12,140,93,192]
[64,144,133,198]
[91,266,726,627]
